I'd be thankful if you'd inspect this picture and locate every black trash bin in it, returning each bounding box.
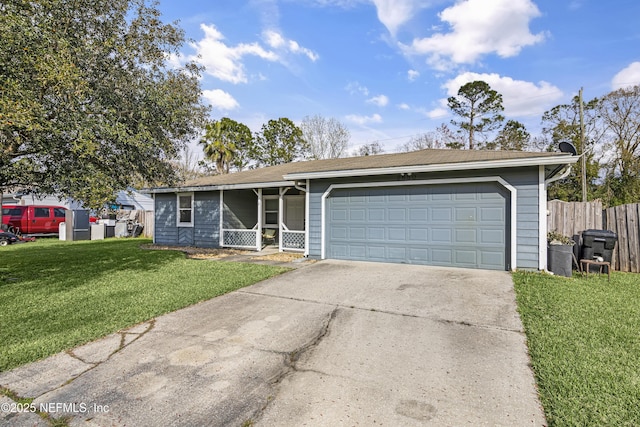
[580,229,617,271]
[548,243,574,277]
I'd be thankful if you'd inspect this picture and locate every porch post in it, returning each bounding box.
[305,179,310,257]
[219,190,224,247]
[278,187,288,252]
[256,188,262,250]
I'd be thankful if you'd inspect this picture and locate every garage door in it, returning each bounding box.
[326,183,509,270]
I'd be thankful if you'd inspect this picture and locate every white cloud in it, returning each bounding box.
[263,29,320,62]
[402,0,545,68]
[371,0,419,36]
[398,103,411,110]
[367,94,389,107]
[346,81,370,96]
[612,62,640,90]
[202,89,240,111]
[346,113,383,125]
[407,69,420,82]
[443,72,564,117]
[190,24,279,84]
[425,107,448,119]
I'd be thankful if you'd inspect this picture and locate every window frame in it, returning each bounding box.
[262,195,279,228]
[176,193,194,227]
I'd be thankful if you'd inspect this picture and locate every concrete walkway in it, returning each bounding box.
[0,260,545,426]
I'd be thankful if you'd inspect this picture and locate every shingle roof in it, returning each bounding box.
[151,150,575,192]
[177,149,572,189]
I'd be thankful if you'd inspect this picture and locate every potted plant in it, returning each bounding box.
[547,231,575,277]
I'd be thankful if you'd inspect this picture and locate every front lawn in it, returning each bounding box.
[0,238,288,372]
[513,271,640,426]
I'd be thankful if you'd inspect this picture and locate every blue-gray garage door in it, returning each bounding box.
[327,183,509,270]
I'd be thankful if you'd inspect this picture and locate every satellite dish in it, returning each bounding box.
[558,141,577,156]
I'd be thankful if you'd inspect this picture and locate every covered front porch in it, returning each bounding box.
[219,186,307,254]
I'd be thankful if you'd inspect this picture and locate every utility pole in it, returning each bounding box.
[579,87,587,202]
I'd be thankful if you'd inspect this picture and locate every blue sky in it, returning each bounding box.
[159,0,640,154]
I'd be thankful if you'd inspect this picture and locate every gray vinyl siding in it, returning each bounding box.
[307,167,541,270]
[153,192,220,248]
[154,193,178,245]
[194,192,220,248]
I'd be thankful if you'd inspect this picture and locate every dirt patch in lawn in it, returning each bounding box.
[142,244,252,259]
[251,252,307,262]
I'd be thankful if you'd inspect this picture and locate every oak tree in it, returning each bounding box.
[0,0,208,208]
[253,118,308,166]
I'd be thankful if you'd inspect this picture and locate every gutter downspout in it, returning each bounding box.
[545,165,572,185]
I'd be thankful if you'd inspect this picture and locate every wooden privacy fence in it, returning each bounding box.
[604,204,640,273]
[547,200,603,239]
[548,200,640,273]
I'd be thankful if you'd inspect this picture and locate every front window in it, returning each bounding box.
[177,193,194,227]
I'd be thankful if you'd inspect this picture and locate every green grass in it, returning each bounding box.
[0,238,288,372]
[513,271,640,426]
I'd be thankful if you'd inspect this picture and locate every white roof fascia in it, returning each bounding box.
[145,181,296,194]
[283,156,579,181]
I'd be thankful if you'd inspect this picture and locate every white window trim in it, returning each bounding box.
[176,192,194,227]
[320,177,517,271]
[262,195,279,228]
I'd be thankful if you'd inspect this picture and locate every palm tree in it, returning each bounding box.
[200,120,236,174]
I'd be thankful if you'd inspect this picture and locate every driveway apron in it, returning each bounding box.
[0,260,545,426]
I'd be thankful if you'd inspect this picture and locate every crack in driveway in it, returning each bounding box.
[246,306,339,426]
[238,289,524,333]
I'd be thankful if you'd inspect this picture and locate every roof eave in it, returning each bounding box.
[283,156,579,180]
[144,180,297,194]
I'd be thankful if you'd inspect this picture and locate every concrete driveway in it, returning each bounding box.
[0,260,544,426]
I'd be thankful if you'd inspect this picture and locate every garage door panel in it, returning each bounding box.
[387,247,407,261]
[368,227,385,240]
[409,248,428,261]
[367,246,386,259]
[455,207,477,221]
[349,245,366,258]
[481,229,505,244]
[388,228,407,241]
[409,208,428,221]
[454,250,477,264]
[330,244,348,257]
[388,209,406,221]
[481,251,505,268]
[455,229,477,243]
[432,249,453,263]
[332,209,348,221]
[432,193,452,201]
[388,194,407,202]
[408,228,428,241]
[432,228,452,243]
[454,192,478,200]
[481,207,504,221]
[369,208,385,221]
[349,227,366,240]
[432,208,452,221]
[331,226,348,239]
[327,184,507,270]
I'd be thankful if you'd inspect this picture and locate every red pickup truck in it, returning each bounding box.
[1,205,68,235]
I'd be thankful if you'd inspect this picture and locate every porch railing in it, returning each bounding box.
[222,229,259,249]
[281,230,305,252]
